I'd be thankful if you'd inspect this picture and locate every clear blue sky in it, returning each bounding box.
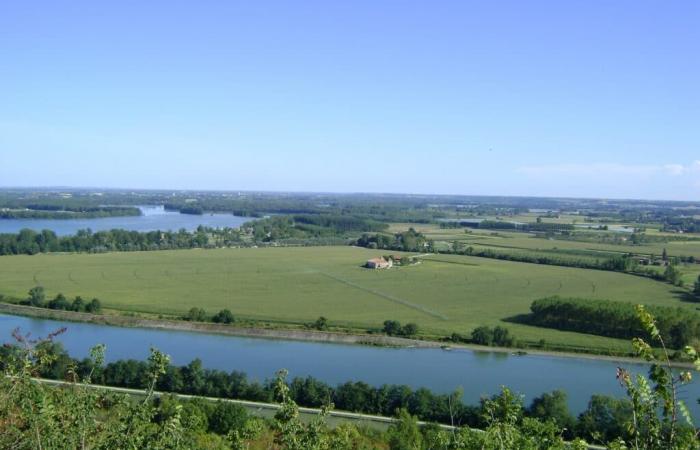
[1,1,698,200]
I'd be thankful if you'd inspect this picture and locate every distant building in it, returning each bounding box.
[366,257,392,269]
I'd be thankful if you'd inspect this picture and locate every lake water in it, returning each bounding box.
[0,205,251,236]
[2,314,697,416]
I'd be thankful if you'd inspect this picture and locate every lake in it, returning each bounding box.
[1,314,697,416]
[0,205,252,236]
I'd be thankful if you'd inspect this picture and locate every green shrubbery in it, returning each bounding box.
[21,286,102,313]
[523,296,700,349]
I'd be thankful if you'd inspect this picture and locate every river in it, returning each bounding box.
[0,205,252,236]
[1,314,697,416]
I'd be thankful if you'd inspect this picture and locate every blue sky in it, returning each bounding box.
[1,1,698,200]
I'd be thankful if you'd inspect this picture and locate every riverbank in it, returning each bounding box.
[0,302,688,368]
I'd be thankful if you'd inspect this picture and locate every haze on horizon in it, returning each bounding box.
[1,1,698,201]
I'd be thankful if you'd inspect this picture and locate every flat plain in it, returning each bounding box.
[0,246,694,351]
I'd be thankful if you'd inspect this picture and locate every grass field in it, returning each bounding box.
[0,246,695,352]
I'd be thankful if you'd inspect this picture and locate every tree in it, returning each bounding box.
[208,401,249,435]
[471,326,494,346]
[614,305,700,448]
[401,323,419,337]
[664,264,682,286]
[85,298,102,313]
[272,369,331,450]
[527,390,575,438]
[387,409,422,450]
[48,293,70,310]
[71,296,85,312]
[662,248,668,261]
[184,307,207,322]
[492,326,515,346]
[28,286,45,307]
[694,275,700,296]
[212,309,234,324]
[383,320,402,336]
[312,316,328,331]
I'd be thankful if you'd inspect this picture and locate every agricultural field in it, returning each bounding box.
[0,246,694,352]
[388,223,700,282]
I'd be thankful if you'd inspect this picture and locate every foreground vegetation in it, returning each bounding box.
[1,306,698,449]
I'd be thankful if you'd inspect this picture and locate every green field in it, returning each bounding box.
[0,246,695,351]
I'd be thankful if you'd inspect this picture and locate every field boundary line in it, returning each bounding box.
[316,271,448,320]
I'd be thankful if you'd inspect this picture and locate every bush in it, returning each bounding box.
[184,307,207,322]
[382,320,419,337]
[85,298,102,313]
[47,294,70,311]
[212,309,234,324]
[471,326,514,347]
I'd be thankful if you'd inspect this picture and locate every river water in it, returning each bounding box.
[1,314,697,416]
[0,205,251,236]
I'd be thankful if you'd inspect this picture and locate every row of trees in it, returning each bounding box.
[0,338,654,444]
[0,226,243,255]
[355,228,430,252]
[466,325,516,347]
[473,220,575,233]
[382,320,419,337]
[23,286,102,313]
[247,214,388,242]
[522,296,700,349]
[0,205,140,219]
[183,307,235,324]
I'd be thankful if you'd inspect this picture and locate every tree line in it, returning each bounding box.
[1,337,679,445]
[0,226,243,255]
[17,286,102,313]
[519,296,700,349]
[0,205,140,219]
[355,228,431,252]
[247,214,388,242]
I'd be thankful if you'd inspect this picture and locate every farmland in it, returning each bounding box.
[0,246,693,352]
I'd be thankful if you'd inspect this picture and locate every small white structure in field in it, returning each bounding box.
[366,257,392,269]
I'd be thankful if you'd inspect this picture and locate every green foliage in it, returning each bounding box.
[185,307,208,322]
[0,332,194,449]
[471,326,515,347]
[208,401,248,435]
[356,228,430,252]
[387,409,423,450]
[526,390,575,437]
[311,316,329,331]
[247,214,388,243]
[664,263,683,286]
[212,309,235,324]
[272,369,332,450]
[382,320,419,337]
[24,289,103,315]
[612,305,700,449]
[47,293,70,310]
[525,296,700,349]
[28,285,45,307]
[84,297,102,313]
[0,226,243,255]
